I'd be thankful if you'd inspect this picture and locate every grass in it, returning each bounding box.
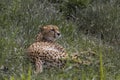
[99,48,104,80]
[0,0,120,80]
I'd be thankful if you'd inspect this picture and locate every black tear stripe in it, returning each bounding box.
[53,30,56,38]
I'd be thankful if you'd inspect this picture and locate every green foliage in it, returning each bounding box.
[72,0,120,45]
[59,0,91,19]
[99,48,106,80]
[4,66,32,80]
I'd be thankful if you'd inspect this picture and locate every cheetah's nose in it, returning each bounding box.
[57,33,60,36]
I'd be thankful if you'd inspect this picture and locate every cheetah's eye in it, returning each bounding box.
[51,29,55,31]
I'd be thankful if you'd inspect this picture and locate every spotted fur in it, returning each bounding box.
[26,25,68,74]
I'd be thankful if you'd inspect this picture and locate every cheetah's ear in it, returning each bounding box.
[40,26,48,30]
[39,27,43,32]
[39,25,44,32]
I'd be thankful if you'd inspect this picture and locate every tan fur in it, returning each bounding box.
[26,25,68,74]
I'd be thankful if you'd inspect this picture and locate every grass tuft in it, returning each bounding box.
[99,48,104,80]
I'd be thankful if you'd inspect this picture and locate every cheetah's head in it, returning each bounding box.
[39,25,61,42]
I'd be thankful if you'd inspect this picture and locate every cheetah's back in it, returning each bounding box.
[27,42,68,68]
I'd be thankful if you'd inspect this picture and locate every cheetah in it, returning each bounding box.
[26,25,68,74]
[26,25,97,74]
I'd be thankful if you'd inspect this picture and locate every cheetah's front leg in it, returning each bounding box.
[34,59,43,74]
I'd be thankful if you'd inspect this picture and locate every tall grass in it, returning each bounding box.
[0,0,120,80]
[99,48,104,80]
